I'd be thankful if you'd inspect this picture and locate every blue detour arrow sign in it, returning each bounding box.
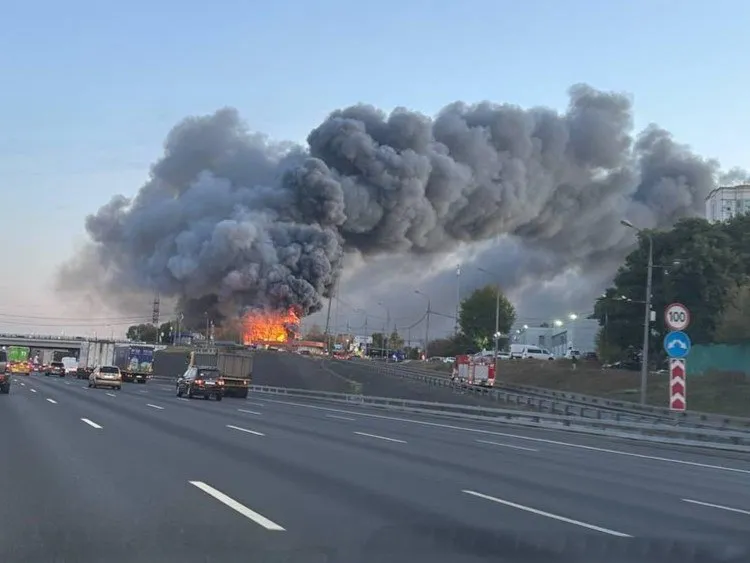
[664,331,691,359]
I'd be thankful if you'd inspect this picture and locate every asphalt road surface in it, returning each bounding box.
[2,373,750,563]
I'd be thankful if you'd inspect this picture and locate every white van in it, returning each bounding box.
[510,344,554,360]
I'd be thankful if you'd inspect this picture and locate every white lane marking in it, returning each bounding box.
[178,398,190,402]
[30,388,37,393]
[260,398,750,475]
[238,409,262,415]
[20,382,25,386]
[326,414,356,421]
[354,431,406,444]
[189,481,284,531]
[147,404,164,410]
[476,439,538,452]
[682,498,750,516]
[106,392,116,397]
[139,390,148,394]
[226,424,264,436]
[46,398,57,404]
[463,490,632,537]
[81,418,102,429]
[65,382,70,385]
[245,401,265,407]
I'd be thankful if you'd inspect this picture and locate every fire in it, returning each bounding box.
[242,308,300,346]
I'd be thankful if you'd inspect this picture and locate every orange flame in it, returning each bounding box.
[242,308,300,346]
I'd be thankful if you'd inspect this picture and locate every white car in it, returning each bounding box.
[89,366,122,390]
[521,346,555,360]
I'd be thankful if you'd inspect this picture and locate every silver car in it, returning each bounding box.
[88,366,122,390]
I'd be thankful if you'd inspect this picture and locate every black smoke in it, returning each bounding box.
[57,84,726,328]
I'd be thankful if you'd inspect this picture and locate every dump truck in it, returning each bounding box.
[189,349,253,398]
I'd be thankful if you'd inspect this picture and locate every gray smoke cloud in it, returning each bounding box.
[58,84,730,328]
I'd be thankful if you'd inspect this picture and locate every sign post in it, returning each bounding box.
[664,303,691,411]
[669,358,686,411]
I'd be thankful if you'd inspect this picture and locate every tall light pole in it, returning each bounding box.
[568,313,578,351]
[415,290,431,360]
[478,267,502,369]
[621,219,653,405]
[377,301,390,362]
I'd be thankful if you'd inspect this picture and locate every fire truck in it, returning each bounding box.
[452,354,496,387]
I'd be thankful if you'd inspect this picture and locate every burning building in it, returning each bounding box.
[242,308,300,346]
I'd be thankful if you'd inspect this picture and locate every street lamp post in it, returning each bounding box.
[415,290,431,360]
[621,219,653,406]
[478,267,502,369]
[377,302,390,362]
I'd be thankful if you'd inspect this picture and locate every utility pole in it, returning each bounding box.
[152,293,160,325]
[324,278,337,355]
[455,263,461,334]
[621,219,654,406]
[641,235,654,405]
[415,290,431,360]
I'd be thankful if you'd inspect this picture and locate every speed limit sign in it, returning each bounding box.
[665,303,690,331]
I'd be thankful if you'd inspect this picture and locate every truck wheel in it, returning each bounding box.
[215,394,222,401]
[176,387,183,397]
[240,389,249,399]
[0,385,9,394]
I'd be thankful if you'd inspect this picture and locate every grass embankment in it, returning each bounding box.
[412,360,750,418]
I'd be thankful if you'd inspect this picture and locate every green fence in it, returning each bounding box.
[688,344,750,376]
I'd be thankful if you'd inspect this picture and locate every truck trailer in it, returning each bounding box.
[189,349,253,398]
[113,344,154,383]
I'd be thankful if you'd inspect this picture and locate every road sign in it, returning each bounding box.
[664,331,691,358]
[665,303,691,331]
[669,358,687,411]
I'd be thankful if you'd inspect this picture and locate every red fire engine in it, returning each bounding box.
[452,355,496,387]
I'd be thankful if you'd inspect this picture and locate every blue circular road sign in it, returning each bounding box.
[664,331,691,358]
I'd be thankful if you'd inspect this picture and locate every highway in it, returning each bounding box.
[2,372,750,562]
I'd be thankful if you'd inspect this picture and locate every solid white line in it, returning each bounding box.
[354,431,406,444]
[238,409,262,415]
[326,414,356,421]
[682,498,750,516]
[245,401,265,407]
[46,398,57,404]
[147,404,164,410]
[463,490,632,537]
[189,481,284,530]
[81,418,102,429]
[476,439,538,452]
[177,398,190,402]
[226,424,264,436]
[106,392,116,397]
[260,398,750,475]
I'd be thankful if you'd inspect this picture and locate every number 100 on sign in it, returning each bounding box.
[665,303,690,332]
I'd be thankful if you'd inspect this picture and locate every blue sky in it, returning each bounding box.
[1,0,748,335]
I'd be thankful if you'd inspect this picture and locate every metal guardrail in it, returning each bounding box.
[249,384,750,451]
[341,360,750,432]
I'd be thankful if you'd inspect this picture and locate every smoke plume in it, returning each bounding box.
[57,84,724,328]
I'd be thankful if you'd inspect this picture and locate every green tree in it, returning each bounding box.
[458,285,516,350]
[595,215,750,356]
[714,283,750,344]
[388,330,404,350]
[126,323,158,343]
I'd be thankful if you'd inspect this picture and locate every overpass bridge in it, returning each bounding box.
[0,335,129,361]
